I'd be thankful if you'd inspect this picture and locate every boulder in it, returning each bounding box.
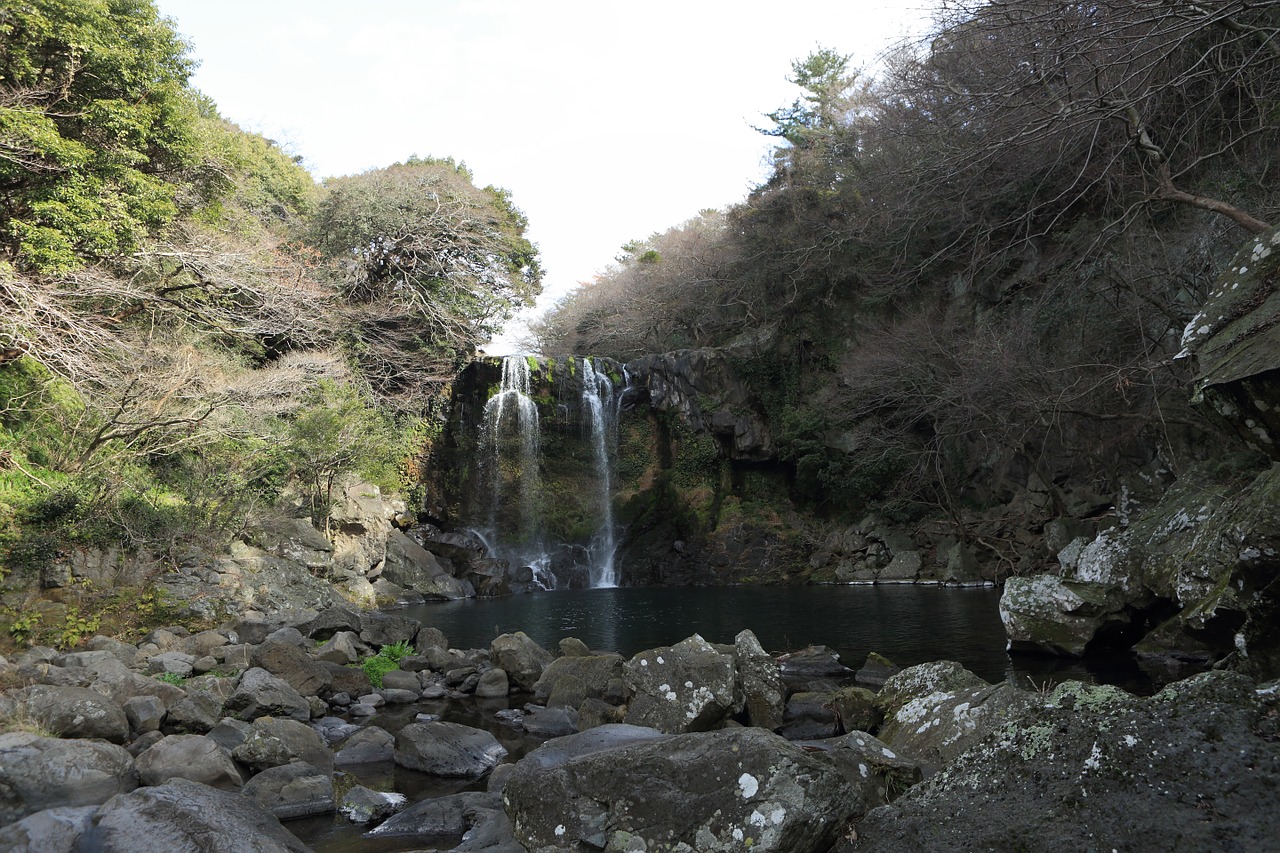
[804,730,923,819]
[393,721,507,777]
[123,695,166,734]
[339,785,406,824]
[5,685,129,743]
[319,660,373,699]
[522,705,579,738]
[162,690,224,734]
[223,668,310,722]
[853,672,1280,852]
[85,777,310,852]
[357,610,421,647]
[735,629,785,731]
[0,805,97,852]
[0,733,137,825]
[475,667,510,698]
[531,653,623,707]
[135,734,242,790]
[303,605,363,641]
[875,660,989,721]
[334,725,395,765]
[828,685,882,733]
[878,681,1035,775]
[1000,574,1132,656]
[855,651,900,689]
[231,716,333,773]
[779,691,841,740]
[623,634,739,733]
[490,632,553,692]
[365,790,516,850]
[504,726,857,853]
[242,761,334,820]
[777,645,854,681]
[250,641,332,697]
[314,630,363,664]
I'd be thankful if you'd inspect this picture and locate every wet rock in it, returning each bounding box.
[304,605,363,641]
[505,726,856,853]
[379,669,421,692]
[206,717,252,751]
[85,777,309,852]
[777,645,854,681]
[365,790,515,850]
[878,681,1035,776]
[242,761,334,820]
[319,659,373,699]
[734,629,785,731]
[358,609,421,647]
[0,733,138,824]
[623,634,740,733]
[340,785,406,824]
[490,631,553,691]
[135,734,243,790]
[853,672,1280,852]
[314,630,363,664]
[394,721,507,777]
[522,705,579,737]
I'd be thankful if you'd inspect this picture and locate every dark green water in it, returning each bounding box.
[401,584,1170,690]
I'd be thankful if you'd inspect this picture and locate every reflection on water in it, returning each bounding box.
[402,585,1190,693]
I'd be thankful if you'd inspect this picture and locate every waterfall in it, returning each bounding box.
[478,355,554,589]
[581,357,618,587]
[470,354,623,590]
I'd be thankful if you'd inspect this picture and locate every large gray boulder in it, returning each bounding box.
[490,632,553,692]
[223,667,310,722]
[231,716,333,773]
[531,652,623,708]
[853,672,1280,853]
[334,725,394,765]
[0,733,138,825]
[805,730,923,820]
[394,721,507,777]
[1000,573,1131,656]
[877,680,1035,775]
[250,640,332,698]
[4,685,129,743]
[241,761,334,820]
[83,777,310,852]
[135,734,242,790]
[623,634,740,733]
[504,726,858,853]
[365,790,511,844]
[0,805,97,852]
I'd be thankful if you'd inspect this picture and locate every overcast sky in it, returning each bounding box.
[154,1,936,351]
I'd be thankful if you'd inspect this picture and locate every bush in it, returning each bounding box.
[359,639,413,688]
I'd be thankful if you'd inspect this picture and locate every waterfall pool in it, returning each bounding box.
[400,584,1183,691]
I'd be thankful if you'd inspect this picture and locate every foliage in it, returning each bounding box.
[308,156,543,406]
[0,0,200,272]
[359,639,412,688]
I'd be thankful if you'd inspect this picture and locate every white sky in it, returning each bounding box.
[154,0,936,352]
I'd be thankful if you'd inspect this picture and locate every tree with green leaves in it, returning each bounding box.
[0,0,200,273]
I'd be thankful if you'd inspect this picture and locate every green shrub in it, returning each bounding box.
[359,639,413,688]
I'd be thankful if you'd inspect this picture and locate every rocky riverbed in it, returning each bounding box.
[1,603,1277,852]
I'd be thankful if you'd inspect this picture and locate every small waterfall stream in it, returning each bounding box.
[472,354,622,589]
[477,356,554,588]
[582,357,618,587]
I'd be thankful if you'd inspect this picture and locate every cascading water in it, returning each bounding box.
[469,354,624,590]
[477,355,554,588]
[581,357,619,587]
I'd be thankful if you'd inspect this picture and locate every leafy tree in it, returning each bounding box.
[0,0,200,272]
[307,157,542,406]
